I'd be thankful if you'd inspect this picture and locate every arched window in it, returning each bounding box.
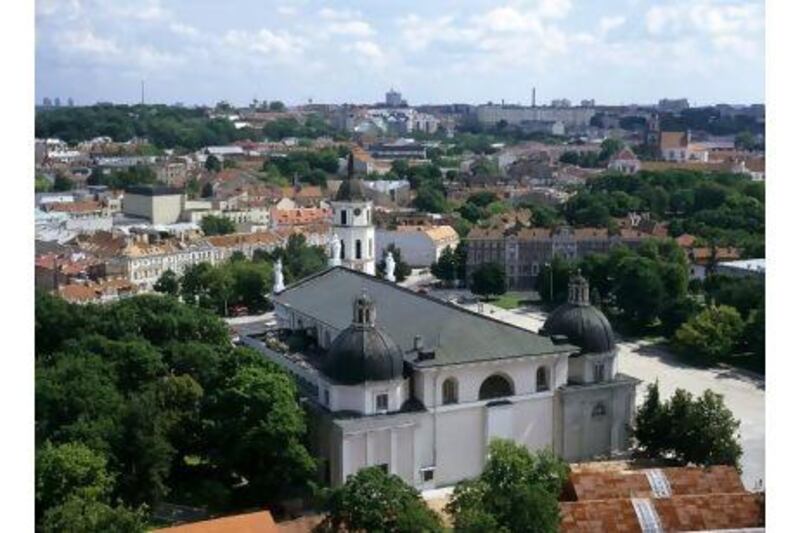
[356,239,362,259]
[536,366,549,392]
[340,240,345,259]
[442,378,458,405]
[591,402,606,418]
[325,331,331,347]
[340,210,347,225]
[479,374,514,400]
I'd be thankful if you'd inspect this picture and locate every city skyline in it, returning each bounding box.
[36,0,765,107]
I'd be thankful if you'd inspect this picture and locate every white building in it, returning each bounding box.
[268,270,638,489]
[607,147,641,175]
[122,185,185,225]
[376,225,460,268]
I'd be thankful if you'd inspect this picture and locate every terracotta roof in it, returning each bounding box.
[567,466,744,502]
[280,186,324,199]
[660,131,688,150]
[206,231,282,248]
[617,229,648,240]
[654,493,764,531]
[270,207,332,226]
[639,161,729,172]
[560,493,764,532]
[397,225,459,244]
[155,511,277,533]
[275,515,324,532]
[573,228,608,240]
[745,158,765,172]
[675,233,697,248]
[467,227,504,240]
[610,147,639,162]
[690,246,741,264]
[516,227,552,240]
[47,200,103,214]
[58,284,98,303]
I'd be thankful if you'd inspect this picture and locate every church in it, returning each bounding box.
[268,156,639,489]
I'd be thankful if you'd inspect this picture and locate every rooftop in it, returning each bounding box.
[154,510,277,533]
[272,267,576,368]
[125,185,183,196]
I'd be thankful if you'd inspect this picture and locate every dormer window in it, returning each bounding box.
[593,362,606,383]
[375,393,388,412]
[340,210,347,225]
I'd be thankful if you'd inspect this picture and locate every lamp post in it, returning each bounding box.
[544,262,553,302]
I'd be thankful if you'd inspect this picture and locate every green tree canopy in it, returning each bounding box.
[153,269,180,296]
[673,304,745,362]
[200,214,236,236]
[446,440,568,533]
[376,243,412,283]
[634,383,743,469]
[471,262,506,298]
[317,466,443,533]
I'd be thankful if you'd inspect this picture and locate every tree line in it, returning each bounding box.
[35,292,315,531]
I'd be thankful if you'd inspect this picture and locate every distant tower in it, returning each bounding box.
[330,153,376,275]
[532,86,536,107]
[54,97,61,107]
[67,97,74,107]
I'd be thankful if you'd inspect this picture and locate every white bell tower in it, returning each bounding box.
[330,153,376,275]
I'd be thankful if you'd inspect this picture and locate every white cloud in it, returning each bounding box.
[327,20,374,37]
[169,22,198,37]
[599,15,625,34]
[277,5,298,16]
[344,40,387,68]
[224,29,306,57]
[60,30,120,55]
[536,0,573,19]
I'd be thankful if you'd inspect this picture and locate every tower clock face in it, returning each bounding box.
[354,208,362,216]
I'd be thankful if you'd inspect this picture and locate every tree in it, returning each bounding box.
[413,184,448,213]
[673,304,745,362]
[535,256,574,305]
[471,262,506,298]
[209,363,315,504]
[153,270,179,296]
[317,466,443,533]
[633,382,670,457]
[201,181,215,198]
[200,214,236,236]
[633,384,742,469]
[446,440,567,533]
[431,245,458,285]
[204,154,222,172]
[53,172,75,192]
[36,441,114,518]
[268,100,286,112]
[42,495,146,533]
[376,243,412,282]
[614,256,666,328]
[276,233,328,282]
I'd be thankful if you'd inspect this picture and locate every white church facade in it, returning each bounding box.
[268,156,639,489]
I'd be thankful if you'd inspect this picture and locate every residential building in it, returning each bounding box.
[385,88,406,107]
[466,226,649,290]
[660,131,709,162]
[123,185,185,225]
[607,147,641,174]
[266,270,637,489]
[376,225,460,267]
[657,97,690,113]
[269,206,332,229]
[686,246,741,280]
[368,141,427,160]
[206,231,284,260]
[475,105,594,131]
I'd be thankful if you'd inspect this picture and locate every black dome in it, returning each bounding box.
[335,151,367,202]
[334,177,367,201]
[322,291,403,385]
[541,302,616,354]
[540,272,616,354]
[324,325,404,384]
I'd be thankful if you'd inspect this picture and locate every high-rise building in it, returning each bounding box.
[42,97,52,107]
[54,97,61,107]
[385,88,406,107]
[67,97,74,107]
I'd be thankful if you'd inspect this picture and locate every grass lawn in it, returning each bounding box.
[489,292,533,310]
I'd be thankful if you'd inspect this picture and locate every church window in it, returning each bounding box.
[356,239,362,259]
[594,362,606,383]
[367,209,371,224]
[536,366,549,392]
[479,374,514,400]
[442,378,459,405]
[340,240,345,259]
[375,393,389,412]
[592,402,606,417]
[421,467,435,482]
[340,210,347,225]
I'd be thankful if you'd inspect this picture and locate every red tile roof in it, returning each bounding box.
[155,511,277,533]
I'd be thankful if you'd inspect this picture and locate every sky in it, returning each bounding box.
[35,0,765,107]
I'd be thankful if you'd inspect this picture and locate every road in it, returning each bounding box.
[436,293,765,490]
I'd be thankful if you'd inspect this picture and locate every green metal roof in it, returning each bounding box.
[273,267,575,368]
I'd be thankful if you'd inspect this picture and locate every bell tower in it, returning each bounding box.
[330,153,376,275]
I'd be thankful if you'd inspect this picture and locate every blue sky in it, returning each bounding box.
[35,0,765,107]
